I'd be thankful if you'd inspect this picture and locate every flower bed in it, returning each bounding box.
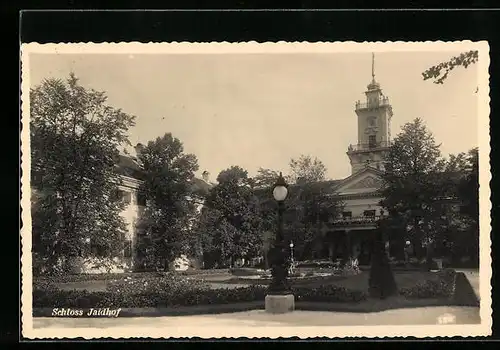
[295,260,336,269]
[295,285,367,303]
[399,269,456,299]
[33,286,268,308]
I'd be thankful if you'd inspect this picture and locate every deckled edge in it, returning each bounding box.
[20,40,486,54]
[478,39,493,337]
[20,42,34,340]
[20,40,492,339]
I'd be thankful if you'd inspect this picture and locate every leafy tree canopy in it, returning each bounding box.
[216,165,250,186]
[196,166,263,266]
[135,132,199,269]
[289,154,327,184]
[381,118,479,264]
[30,73,135,272]
[381,118,447,250]
[252,167,281,189]
[422,50,478,85]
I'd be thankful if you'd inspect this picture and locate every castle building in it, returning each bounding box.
[319,54,393,265]
[31,149,213,274]
[112,154,212,272]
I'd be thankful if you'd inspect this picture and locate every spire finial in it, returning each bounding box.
[372,52,375,81]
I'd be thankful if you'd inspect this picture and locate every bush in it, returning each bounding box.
[295,260,335,269]
[294,285,367,303]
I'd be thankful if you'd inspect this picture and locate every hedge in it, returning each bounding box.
[33,284,367,309]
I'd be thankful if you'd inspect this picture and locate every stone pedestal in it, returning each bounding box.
[265,294,295,314]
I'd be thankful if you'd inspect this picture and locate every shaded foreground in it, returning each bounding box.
[33,268,479,315]
[33,306,480,329]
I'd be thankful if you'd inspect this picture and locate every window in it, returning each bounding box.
[342,211,352,219]
[137,192,147,206]
[363,210,376,218]
[368,135,377,148]
[122,191,132,205]
[123,240,132,258]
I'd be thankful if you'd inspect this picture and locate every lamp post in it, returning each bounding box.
[265,172,295,313]
[289,241,294,264]
[268,172,289,294]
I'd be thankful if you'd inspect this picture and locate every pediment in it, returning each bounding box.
[334,167,383,195]
[345,175,382,190]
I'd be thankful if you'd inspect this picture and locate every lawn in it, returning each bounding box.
[49,269,439,294]
[223,270,441,291]
[51,271,237,292]
[33,267,479,315]
[328,271,439,291]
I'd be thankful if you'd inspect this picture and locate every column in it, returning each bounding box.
[328,237,335,261]
[344,229,352,264]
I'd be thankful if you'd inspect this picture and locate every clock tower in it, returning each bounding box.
[347,53,393,174]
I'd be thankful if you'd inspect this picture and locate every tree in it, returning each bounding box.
[253,156,340,261]
[135,133,199,271]
[30,73,135,273]
[289,155,327,184]
[422,50,478,85]
[252,167,281,189]
[216,165,250,186]
[381,118,449,268]
[258,181,343,261]
[459,148,479,221]
[445,148,479,266]
[196,166,263,267]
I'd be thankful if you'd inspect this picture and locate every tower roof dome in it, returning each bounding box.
[367,79,381,91]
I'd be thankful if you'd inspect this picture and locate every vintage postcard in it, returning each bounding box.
[20,41,491,339]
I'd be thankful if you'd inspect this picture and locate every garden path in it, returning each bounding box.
[32,306,481,332]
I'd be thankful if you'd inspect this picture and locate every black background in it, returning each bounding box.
[10,1,500,345]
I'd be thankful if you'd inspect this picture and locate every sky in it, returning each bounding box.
[28,50,479,181]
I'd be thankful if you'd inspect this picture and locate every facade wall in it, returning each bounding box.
[341,196,383,217]
[76,176,143,274]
